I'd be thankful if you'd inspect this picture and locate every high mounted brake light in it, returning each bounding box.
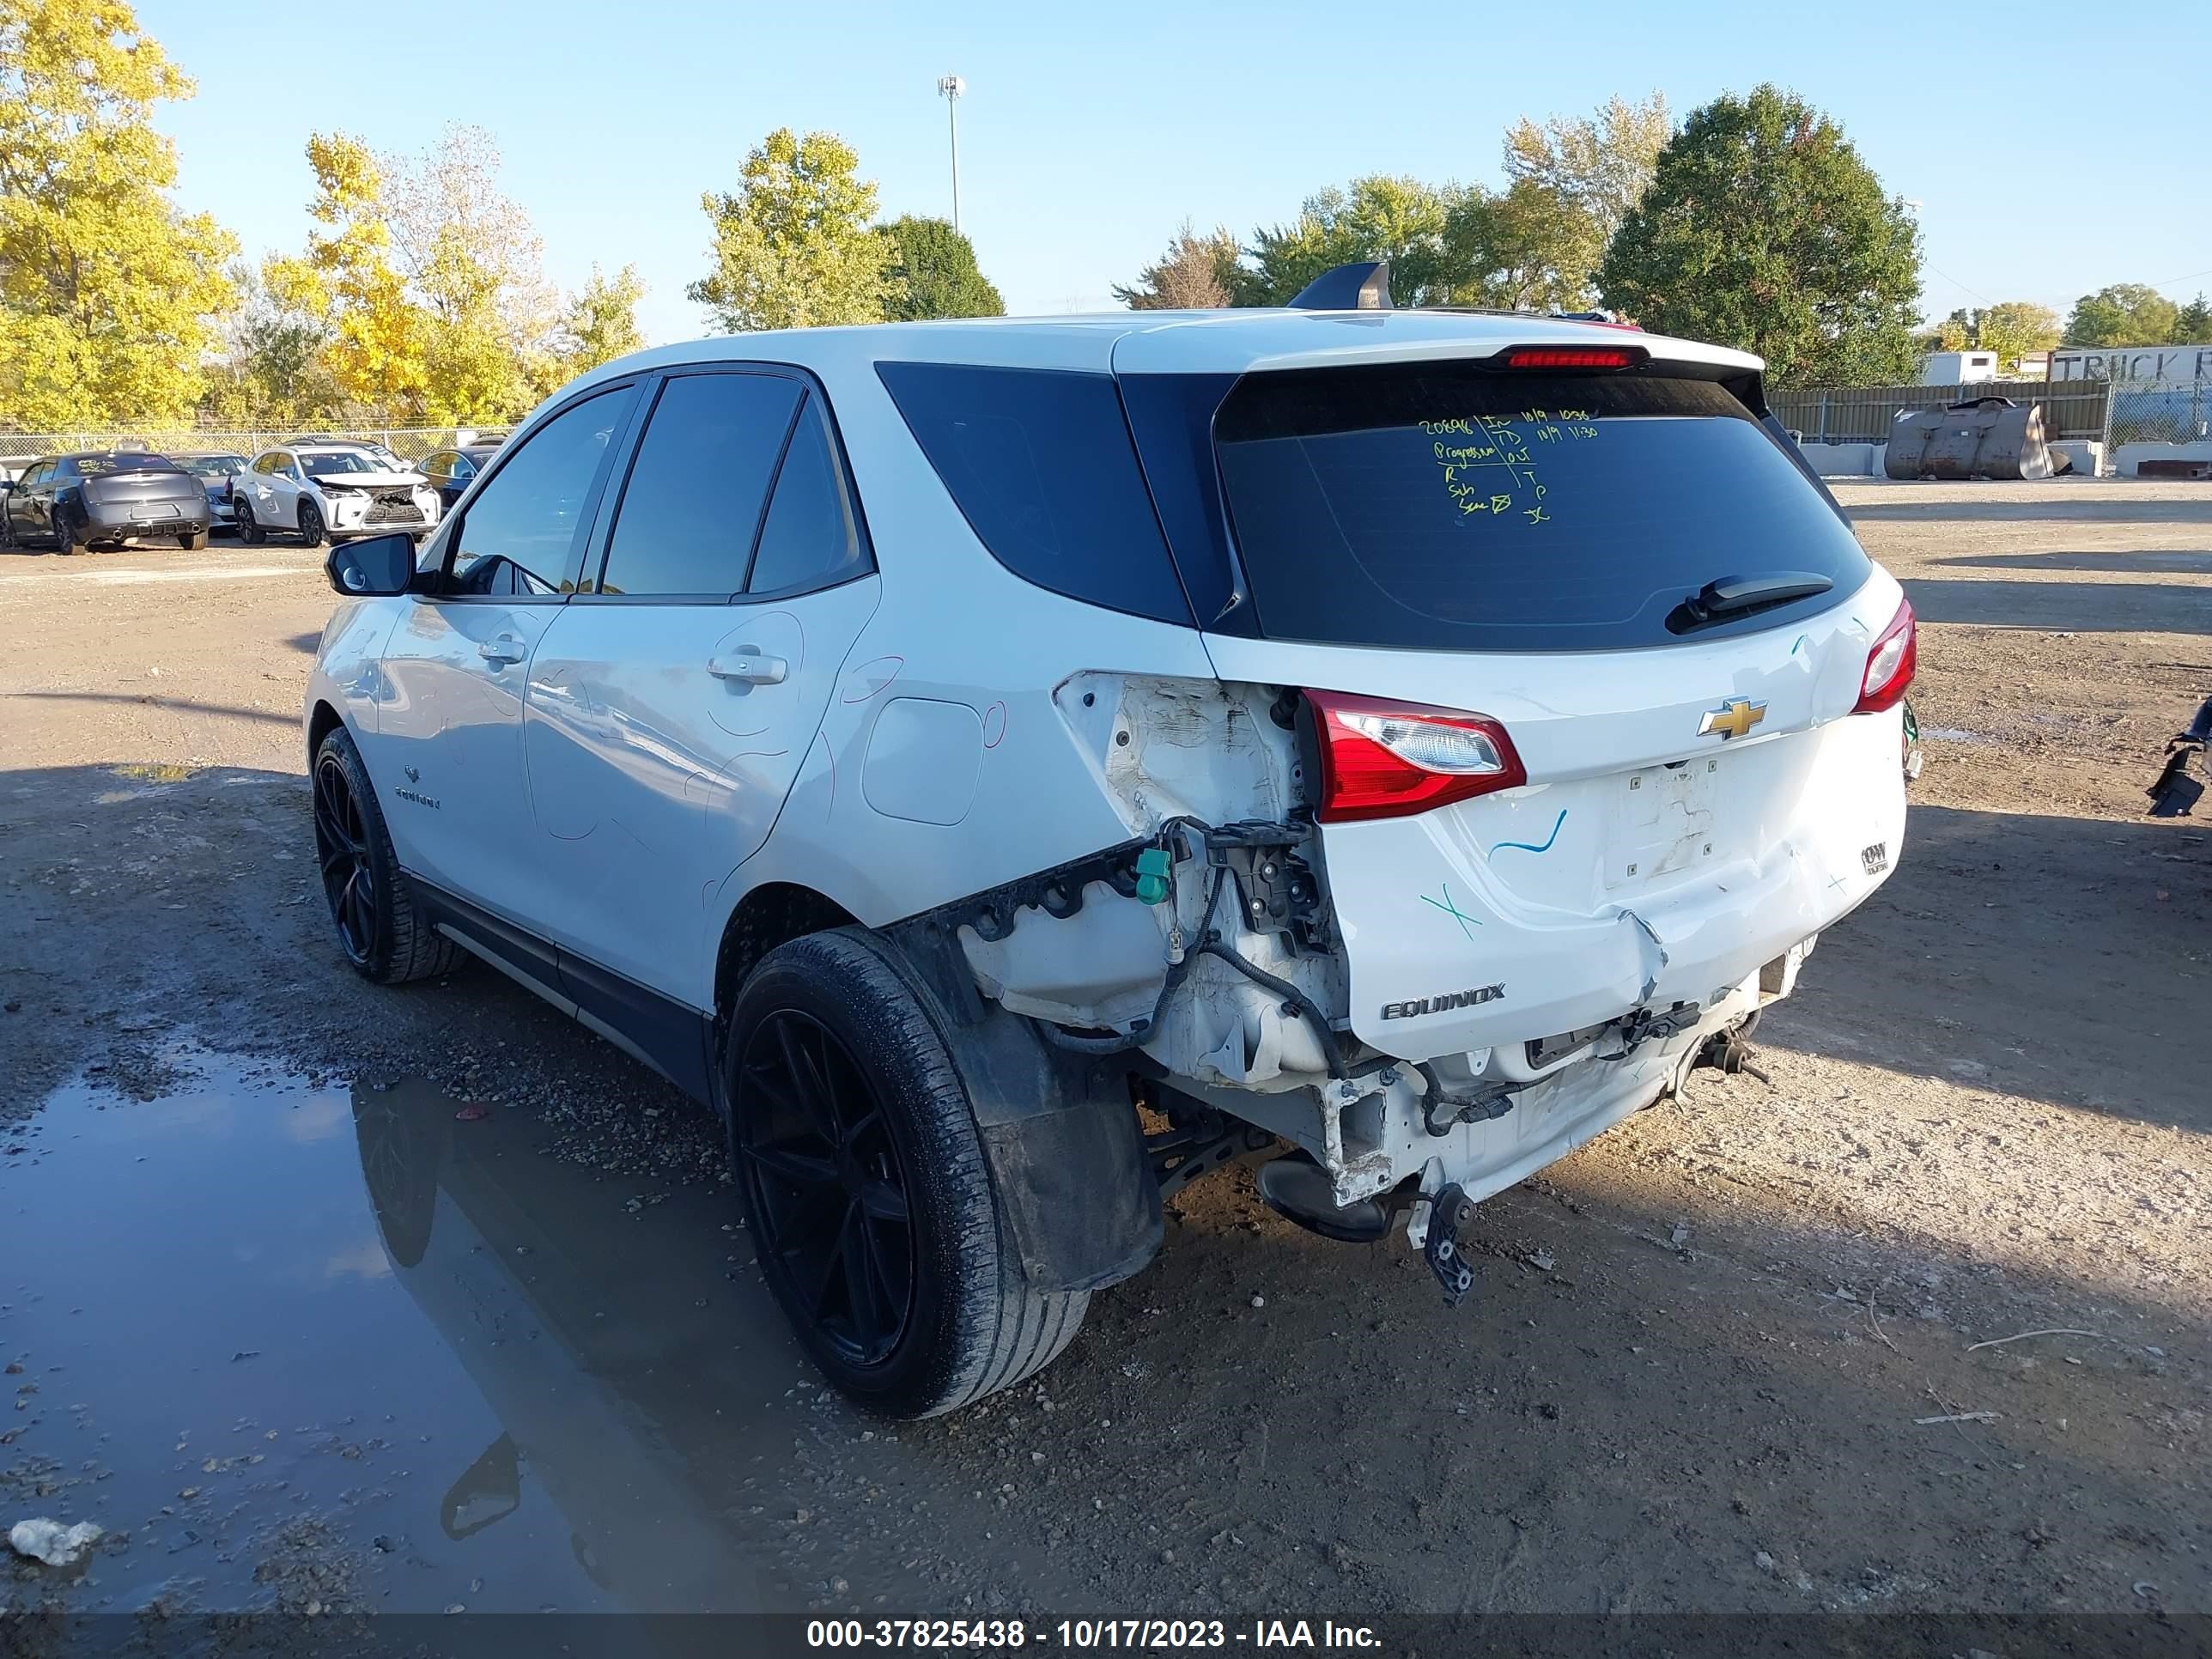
[1853,598,1917,714]
[1305,690,1527,823]
[1502,346,1646,369]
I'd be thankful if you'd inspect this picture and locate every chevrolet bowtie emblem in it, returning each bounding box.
[1698,697,1766,740]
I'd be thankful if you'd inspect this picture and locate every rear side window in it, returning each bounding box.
[1211,367,1871,653]
[598,372,802,597]
[747,395,867,595]
[876,362,1192,625]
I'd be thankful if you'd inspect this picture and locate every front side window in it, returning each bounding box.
[449,385,637,596]
[746,395,867,595]
[595,372,801,597]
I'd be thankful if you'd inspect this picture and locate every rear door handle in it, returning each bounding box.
[478,634,527,665]
[707,650,787,685]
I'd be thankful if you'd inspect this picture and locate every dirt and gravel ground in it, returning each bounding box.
[1,480,2208,1625]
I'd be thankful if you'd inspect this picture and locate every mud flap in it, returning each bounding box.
[884,918,1164,1292]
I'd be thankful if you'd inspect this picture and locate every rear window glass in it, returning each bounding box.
[876,362,1192,626]
[1211,367,1869,653]
[76,453,176,475]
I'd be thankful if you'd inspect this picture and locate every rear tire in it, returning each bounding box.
[236,498,264,545]
[311,725,464,985]
[179,529,208,551]
[57,507,88,556]
[727,929,1088,1418]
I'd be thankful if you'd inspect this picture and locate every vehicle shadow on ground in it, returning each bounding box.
[1759,803,2211,1130]
[1931,550,2212,576]
[7,689,300,726]
[1900,576,2212,632]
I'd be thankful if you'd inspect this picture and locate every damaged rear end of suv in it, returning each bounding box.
[306,281,1911,1417]
[819,296,1910,1407]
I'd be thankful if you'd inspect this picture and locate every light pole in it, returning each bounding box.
[937,74,965,232]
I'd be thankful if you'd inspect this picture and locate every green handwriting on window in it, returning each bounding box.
[1426,412,1590,526]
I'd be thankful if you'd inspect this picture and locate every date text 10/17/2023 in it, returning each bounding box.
[805,1619,1382,1650]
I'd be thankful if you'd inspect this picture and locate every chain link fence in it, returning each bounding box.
[2102,377,2211,449]
[0,425,506,467]
[1767,380,2112,444]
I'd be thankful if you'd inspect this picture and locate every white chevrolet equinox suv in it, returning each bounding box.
[306,271,1911,1417]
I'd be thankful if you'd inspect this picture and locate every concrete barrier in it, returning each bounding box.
[2047,440,2106,477]
[1796,441,1886,477]
[2112,440,2212,477]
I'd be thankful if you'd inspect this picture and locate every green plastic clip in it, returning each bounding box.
[1134,846,1172,906]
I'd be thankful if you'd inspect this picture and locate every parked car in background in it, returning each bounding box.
[418,444,504,515]
[236,444,441,546]
[2,451,210,552]
[304,286,1912,1416]
[287,434,411,474]
[169,452,252,534]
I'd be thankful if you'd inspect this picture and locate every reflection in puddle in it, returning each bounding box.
[0,1054,865,1613]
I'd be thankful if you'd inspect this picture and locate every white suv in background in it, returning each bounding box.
[237,443,441,546]
[304,272,1911,1417]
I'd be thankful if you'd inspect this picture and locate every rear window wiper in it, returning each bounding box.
[1667,572,1833,635]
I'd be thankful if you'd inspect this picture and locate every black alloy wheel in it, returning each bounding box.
[298,497,325,546]
[313,750,377,967]
[736,1009,915,1369]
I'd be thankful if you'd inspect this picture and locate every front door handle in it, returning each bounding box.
[707,649,787,686]
[478,634,527,665]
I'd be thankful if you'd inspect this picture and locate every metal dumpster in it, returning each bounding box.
[1885,396,2055,481]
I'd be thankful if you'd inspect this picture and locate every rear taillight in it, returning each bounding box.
[1854,599,1917,714]
[1306,690,1527,823]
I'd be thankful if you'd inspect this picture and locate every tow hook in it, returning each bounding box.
[1422,1182,1478,1306]
[1692,1024,1770,1085]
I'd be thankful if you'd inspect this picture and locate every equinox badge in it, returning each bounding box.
[1698,697,1766,741]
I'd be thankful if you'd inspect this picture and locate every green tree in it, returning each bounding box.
[1503,91,1670,246]
[689,129,896,332]
[556,264,647,374]
[202,258,338,425]
[2064,283,2181,347]
[1243,176,1465,307]
[1114,222,1245,309]
[2174,294,2212,344]
[0,0,238,428]
[1598,86,1921,386]
[877,216,1002,320]
[1923,301,2060,371]
[1977,301,2061,369]
[1438,179,1602,313]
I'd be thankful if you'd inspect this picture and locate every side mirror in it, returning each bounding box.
[325,532,416,598]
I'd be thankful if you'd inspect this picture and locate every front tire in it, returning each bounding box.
[311,726,464,985]
[297,497,325,546]
[727,930,1088,1418]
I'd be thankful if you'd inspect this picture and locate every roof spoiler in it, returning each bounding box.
[1286,261,1394,311]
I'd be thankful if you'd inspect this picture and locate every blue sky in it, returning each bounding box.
[142,0,2212,346]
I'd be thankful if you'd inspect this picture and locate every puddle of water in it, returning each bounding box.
[0,1053,848,1614]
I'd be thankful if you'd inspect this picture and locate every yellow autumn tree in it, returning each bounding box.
[266,132,428,418]
[0,0,238,428]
